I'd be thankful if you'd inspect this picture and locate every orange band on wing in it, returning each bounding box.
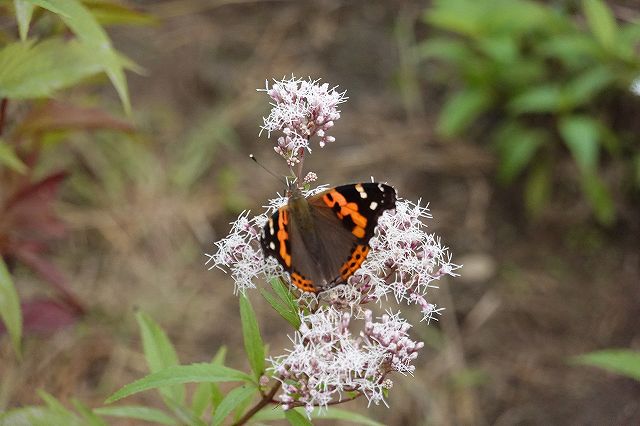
[339,244,370,281]
[322,190,368,238]
[277,209,291,268]
[291,271,316,292]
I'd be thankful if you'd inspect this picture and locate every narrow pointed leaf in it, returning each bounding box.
[239,294,265,378]
[191,346,227,416]
[572,349,640,380]
[0,139,27,173]
[14,0,34,41]
[0,39,103,99]
[106,363,252,404]
[0,258,22,357]
[583,0,617,49]
[260,288,300,329]
[558,115,600,174]
[136,311,185,405]
[93,406,177,426]
[285,409,313,426]
[211,385,256,426]
[72,399,107,426]
[23,0,133,113]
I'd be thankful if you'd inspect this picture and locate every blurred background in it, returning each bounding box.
[1,0,639,425]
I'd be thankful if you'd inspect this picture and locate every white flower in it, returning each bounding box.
[269,307,423,414]
[258,76,347,165]
[631,77,640,96]
[346,198,460,322]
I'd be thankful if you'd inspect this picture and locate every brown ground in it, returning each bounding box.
[2,1,640,425]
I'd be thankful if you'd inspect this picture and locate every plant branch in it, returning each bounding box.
[233,380,282,426]
[0,98,8,136]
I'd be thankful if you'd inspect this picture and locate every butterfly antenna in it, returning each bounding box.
[249,154,287,186]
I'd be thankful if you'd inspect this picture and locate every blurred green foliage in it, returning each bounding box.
[419,0,640,224]
[0,0,150,354]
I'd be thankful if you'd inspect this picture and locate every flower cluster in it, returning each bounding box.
[269,307,423,414]
[345,198,459,322]
[258,76,347,166]
[207,76,460,417]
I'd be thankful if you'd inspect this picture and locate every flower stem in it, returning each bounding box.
[233,381,282,426]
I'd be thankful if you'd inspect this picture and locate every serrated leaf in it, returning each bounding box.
[572,349,640,380]
[23,0,133,113]
[260,288,300,329]
[211,385,256,426]
[0,39,103,99]
[558,115,600,174]
[239,294,265,378]
[0,257,22,358]
[437,88,492,137]
[508,85,561,114]
[106,363,253,404]
[285,409,313,426]
[14,0,35,41]
[582,0,617,50]
[0,139,27,173]
[93,406,177,425]
[136,311,185,405]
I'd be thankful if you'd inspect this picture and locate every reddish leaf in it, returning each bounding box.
[4,171,68,211]
[11,247,86,315]
[0,298,80,335]
[14,100,135,136]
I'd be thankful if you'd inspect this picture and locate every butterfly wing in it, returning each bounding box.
[307,183,397,286]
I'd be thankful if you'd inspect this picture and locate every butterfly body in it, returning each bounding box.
[260,183,396,292]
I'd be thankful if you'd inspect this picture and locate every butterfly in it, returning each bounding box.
[260,182,396,292]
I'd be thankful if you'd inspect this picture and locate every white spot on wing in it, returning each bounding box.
[360,191,367,199]
[370,201,378,210]
[269,242,276,250]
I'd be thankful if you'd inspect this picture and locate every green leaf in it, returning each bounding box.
[508,85,561,114]
[211,385,256,426]
[563,66,614,107]
[572,349,640,381]
[582,0,617,50]
[71,400,107,426]
[580,172,615,225]
[85,2,158,27]
[23,0,133,113]
[260,288,300,329]
[239,294,266,378]
[0,139,27,173]
[285,409,313,426]
[136,311,185,405]
[253,407,384,425]
[105,363,253,404]
[191,346,227,417]
[14,0,35,41]
[437,88,492,137]
[0,39,104,99]
[524,161,552,218]
[38,391,80,425]
[93,406,177,425]
[494,124,547,183]
[415,38,472,64]
[0,257,22,358]
[558,115,600,174]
